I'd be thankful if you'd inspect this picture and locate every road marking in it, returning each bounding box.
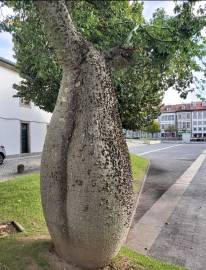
[127,143,145,148]
[138,144,182,156]
[127,149,206,254]
[6,155,41,161]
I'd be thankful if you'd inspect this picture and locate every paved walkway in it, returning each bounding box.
[0,153,41,180]
[129,143,203,223]
[127,150,206,270]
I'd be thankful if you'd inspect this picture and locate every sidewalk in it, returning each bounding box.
[0,154,41,180]
[6,152,41,160]
[127,150,206,270]
[126,139,161,148]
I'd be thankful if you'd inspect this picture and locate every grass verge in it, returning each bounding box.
[130,153,149,193]
[0,155,184,270]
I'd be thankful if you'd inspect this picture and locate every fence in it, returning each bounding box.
[124,129,160,139]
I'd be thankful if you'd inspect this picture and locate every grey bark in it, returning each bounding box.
[34,1,134,269]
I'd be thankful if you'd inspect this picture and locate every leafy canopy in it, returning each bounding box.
[144,120,160,134]
[1,0,206,129]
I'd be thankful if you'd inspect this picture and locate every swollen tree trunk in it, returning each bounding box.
[34,1,134,269]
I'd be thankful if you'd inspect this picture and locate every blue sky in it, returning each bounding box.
[143,0,175,19]
[0,6,14,61]
[0,1,204,104]
[0,32,13,61]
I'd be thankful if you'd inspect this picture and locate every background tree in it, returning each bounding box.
[165,124,177,133]
[144,120,160,137]
[1,0,206,129]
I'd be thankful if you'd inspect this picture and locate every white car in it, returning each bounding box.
[0,145,6,165]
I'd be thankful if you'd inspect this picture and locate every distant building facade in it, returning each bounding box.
[0,57,52,155]
[159,102,206,139]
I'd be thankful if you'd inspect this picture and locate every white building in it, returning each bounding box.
[0,57,52,155]
[192,110,206,138]
[176,111,191,133]
[159,112,176,137]
[159,102,206,140]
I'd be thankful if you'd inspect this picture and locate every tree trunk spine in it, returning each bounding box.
[34,1,134,268]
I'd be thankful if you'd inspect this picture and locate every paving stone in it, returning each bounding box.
[0,155,41,180]
[149,155,206,270]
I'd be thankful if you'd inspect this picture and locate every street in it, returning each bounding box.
[0,154,41,180]
[1,142,206,269]
[128,142,204,222]
[127,142,206,270]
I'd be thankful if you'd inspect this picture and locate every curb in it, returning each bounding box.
[126,157,151,242]
[0,168,40,182]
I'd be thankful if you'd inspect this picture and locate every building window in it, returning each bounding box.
[183,122,186,129]
[198,111,202,118]
[19,98,31,108]
[199,127,202,131]
[167,115,174,121]
[203,111,206,118]
[187,122,190,128]
[187,113,190,119]
[193,112,197,119]
[198,121,202,125]
[194,127,197,131]
[193,121,197,126]
[204,127,206,131]
[161,124,164,130]
[178,114,181,119]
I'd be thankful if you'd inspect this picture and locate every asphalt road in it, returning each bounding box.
[128,142,206,270]
[0,154,41,180]
[128,143,204,223]
[149,158,206,270]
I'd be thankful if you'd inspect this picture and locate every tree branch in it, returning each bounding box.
[139,26,175,43]
[84,0,108,9]
[103,46,135,67]
[64,0,78,11]
[33,0,88,69]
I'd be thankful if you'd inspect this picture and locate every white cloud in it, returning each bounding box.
[163,88,199,105]
[0,6,14,19]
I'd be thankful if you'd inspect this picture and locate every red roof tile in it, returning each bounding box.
[161,102,206,113]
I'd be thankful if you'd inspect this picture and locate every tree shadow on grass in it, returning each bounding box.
[0,237,52,270]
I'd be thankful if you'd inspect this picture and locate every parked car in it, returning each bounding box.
[0,145,6,165]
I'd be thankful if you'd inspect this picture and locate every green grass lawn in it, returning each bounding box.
[130,153,149,193]
[0,155,185,270]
